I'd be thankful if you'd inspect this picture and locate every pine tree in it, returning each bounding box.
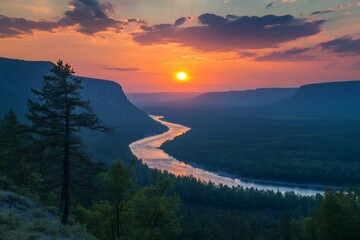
[27,60,109,224]
[127,171,182,240]
[302,187,360,240]
[0,109,31,186]
[76,160,136,240]
[101,160,135,240]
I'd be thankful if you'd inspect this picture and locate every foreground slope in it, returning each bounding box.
[0,57,166,163]
[0,186,94,239]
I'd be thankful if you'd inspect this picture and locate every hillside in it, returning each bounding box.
[166,88,297,107]
[0,183,94,239]
[0,57,167,164]
[275,80,360,118]
[126,92,201,108]
[147,81,360,119]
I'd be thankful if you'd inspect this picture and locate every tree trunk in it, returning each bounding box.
[61,91,70,225]
[61,137,70,224]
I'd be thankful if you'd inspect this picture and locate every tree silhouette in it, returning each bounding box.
[27,60,109,224]
[0,109,31,186]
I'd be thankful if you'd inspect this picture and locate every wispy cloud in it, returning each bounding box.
[255,48,313,62]
[103,67,141,71]
[265,2,274,9]
[311,9,336,15]
[340,3,352,10]
[320,36,360,56]
[281,0,296,3]
[310,2,357,16]
[239,52,257,58]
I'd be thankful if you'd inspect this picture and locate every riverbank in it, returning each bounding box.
[130,115,325,196]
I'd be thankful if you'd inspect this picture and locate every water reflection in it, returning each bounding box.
[129,115,324,196]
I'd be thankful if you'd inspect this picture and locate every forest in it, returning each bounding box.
[158,110,360,185]
[1,61,359,240]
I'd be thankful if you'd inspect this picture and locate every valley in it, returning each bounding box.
[130,115,324,195]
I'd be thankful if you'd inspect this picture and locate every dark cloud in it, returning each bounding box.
[198,13,227,25]
[103,67,140,71]
[0,15,58,38]
[226,14,239,20]
[311,9,336,15]
[320,36,360,56]
[266,2,274,9]
[0,0,131,38]
[255,47,313,61]
[58,0,126,35]
[133,14,326,52]
[174,17,188,26]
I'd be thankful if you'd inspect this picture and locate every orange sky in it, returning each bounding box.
[1,0,360,92]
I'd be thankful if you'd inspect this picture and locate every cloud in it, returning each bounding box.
[320,36,360,56]
[311,9,336,15]
[174,16,190,26]
[266,2,274,9]
[198,13,227,25]
[58,0,126,35]
[103,67,140,71]
[133,14,325,52]
[239,51,257,58]
[0,0,133,38]
[0,15,58,38]
[255,47,313,61]
[311,3,356,16]
[340,3,352,10]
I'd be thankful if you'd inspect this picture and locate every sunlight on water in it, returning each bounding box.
[129,115,325,196]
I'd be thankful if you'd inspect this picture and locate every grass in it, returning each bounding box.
[0,182,96,240]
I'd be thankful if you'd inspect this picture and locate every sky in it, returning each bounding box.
[1,0,360,93]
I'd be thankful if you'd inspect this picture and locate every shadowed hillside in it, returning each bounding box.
[275,81,360,118]
[169,88,297,107]
[0,57,167,164]
[126,92,201,108]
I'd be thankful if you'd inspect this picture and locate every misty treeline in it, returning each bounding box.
[1,61,360,240]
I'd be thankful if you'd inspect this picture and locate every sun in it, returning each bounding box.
[176,72,187,81]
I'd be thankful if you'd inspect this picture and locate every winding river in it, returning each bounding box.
[129,115,326,196]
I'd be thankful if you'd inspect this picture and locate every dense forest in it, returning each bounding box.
[1,61,359,240]
[159,112,360,185]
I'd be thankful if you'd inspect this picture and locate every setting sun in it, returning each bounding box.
[176,72,187,81]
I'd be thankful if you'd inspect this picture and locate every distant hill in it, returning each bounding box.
[275,80,360,118]
[167,88,297,107]
[140,81,360,120]
[0,57,166,164]
[126,92,201,108]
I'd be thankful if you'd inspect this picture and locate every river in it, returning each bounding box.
[129,115,326,196]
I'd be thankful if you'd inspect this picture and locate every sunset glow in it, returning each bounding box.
[0,0,359,92]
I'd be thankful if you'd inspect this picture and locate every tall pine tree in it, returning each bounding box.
[27,60,108,224]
